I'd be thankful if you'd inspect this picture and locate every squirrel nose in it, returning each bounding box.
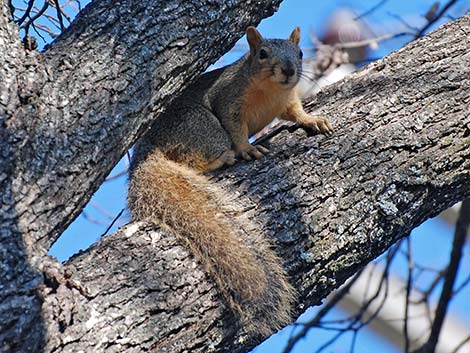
[281,63,296,78]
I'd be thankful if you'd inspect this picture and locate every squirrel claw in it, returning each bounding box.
[255,144,270,154]
[235,143,268,161]
[302,115,333,135]
[241,152,253,161]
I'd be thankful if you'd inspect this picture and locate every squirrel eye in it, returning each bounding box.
[299,50,303,59]
[259,48,268,59]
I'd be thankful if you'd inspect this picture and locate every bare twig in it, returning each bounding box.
[282,269,365,353]
[81,210,109,226]
[100,208,125,238]
[355,0,388,20]
[451,335,470,353]
[58,0,74,24]
[11,0,84,47]
[21,0,49,37]
[8,0,15,19]
[105,169,128,181]
[429,199,470,343]
[89,200,117,220]
[424,2,440,22]
[350,329,358,353]
[282,241,402,353]
[31,21,59,38]
[356,244,401,328]
[16,0,35,26]
[412,199,470,353]
[387,12,420,32]
[30,22,48,43]
[302,32,410,52]
[452,273,470,297]
[415,268,447,303]
[336,32,410,49]
[52,0,65,31]
[404,237,413,353]
[415,0,459,39]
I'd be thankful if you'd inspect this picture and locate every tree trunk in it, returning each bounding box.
[1,1,469,352]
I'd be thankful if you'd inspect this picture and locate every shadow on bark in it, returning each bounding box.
[0,179,45,352]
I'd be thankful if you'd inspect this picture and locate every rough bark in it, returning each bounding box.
[0,0,283,352]
[58,15,470,353]
[1,0,283,250]
[1,2,469,353]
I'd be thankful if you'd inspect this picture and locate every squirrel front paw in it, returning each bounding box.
[300,115,333,134]
[234,143,269,161]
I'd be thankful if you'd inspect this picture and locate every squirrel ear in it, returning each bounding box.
[288,27,301,45]
[246,26,263,55]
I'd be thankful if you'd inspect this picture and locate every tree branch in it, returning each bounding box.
[1,0,283,251]
[32,14,470,353]
[415,0,459,39]
[412,199,470,353]
[0,1,283,352]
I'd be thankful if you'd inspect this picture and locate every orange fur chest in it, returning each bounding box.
[241,79,294,135]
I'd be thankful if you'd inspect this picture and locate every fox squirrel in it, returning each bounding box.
[127,26,332,335]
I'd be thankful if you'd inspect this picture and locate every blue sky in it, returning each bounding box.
[41,0,469,352]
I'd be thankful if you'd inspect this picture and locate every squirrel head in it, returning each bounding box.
[246,26,303,89]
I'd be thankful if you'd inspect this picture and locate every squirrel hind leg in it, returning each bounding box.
[163,148,235,172]
[203,150,236,171]
[150,104,234,171]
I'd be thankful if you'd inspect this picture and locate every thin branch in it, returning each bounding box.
[282,241,402,353]
[415,0,459,39]
[105,169,128,181]
[356,244,401,328]
[355,0,388,20]
[31,21,60,38]
[30,22,48,43]
[452,273,470,297]
[451,334,470,353]
[387,12,420,32]
[80,210,110,226]
[100,208,126,238]
[424,2,440,22]
[415,268,447,303]
[350,329,358,353]
[16,0,35,26]
[413,199,470,353]
[335,32,410,49]
[21,0,49,37]
[282,269,365,353]
[302,32,410,52]
[52,0,65,31]
[404,237,413,353]
[58,0,74,24]
[88,201,117,220]
[313,327,350,353]
[8,0,15,20]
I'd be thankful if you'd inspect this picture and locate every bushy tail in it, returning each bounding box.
[127,150,295,335]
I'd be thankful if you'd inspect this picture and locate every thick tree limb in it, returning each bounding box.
[32,14,470,353]
[1,0,283,250]
[0,1,283,352]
